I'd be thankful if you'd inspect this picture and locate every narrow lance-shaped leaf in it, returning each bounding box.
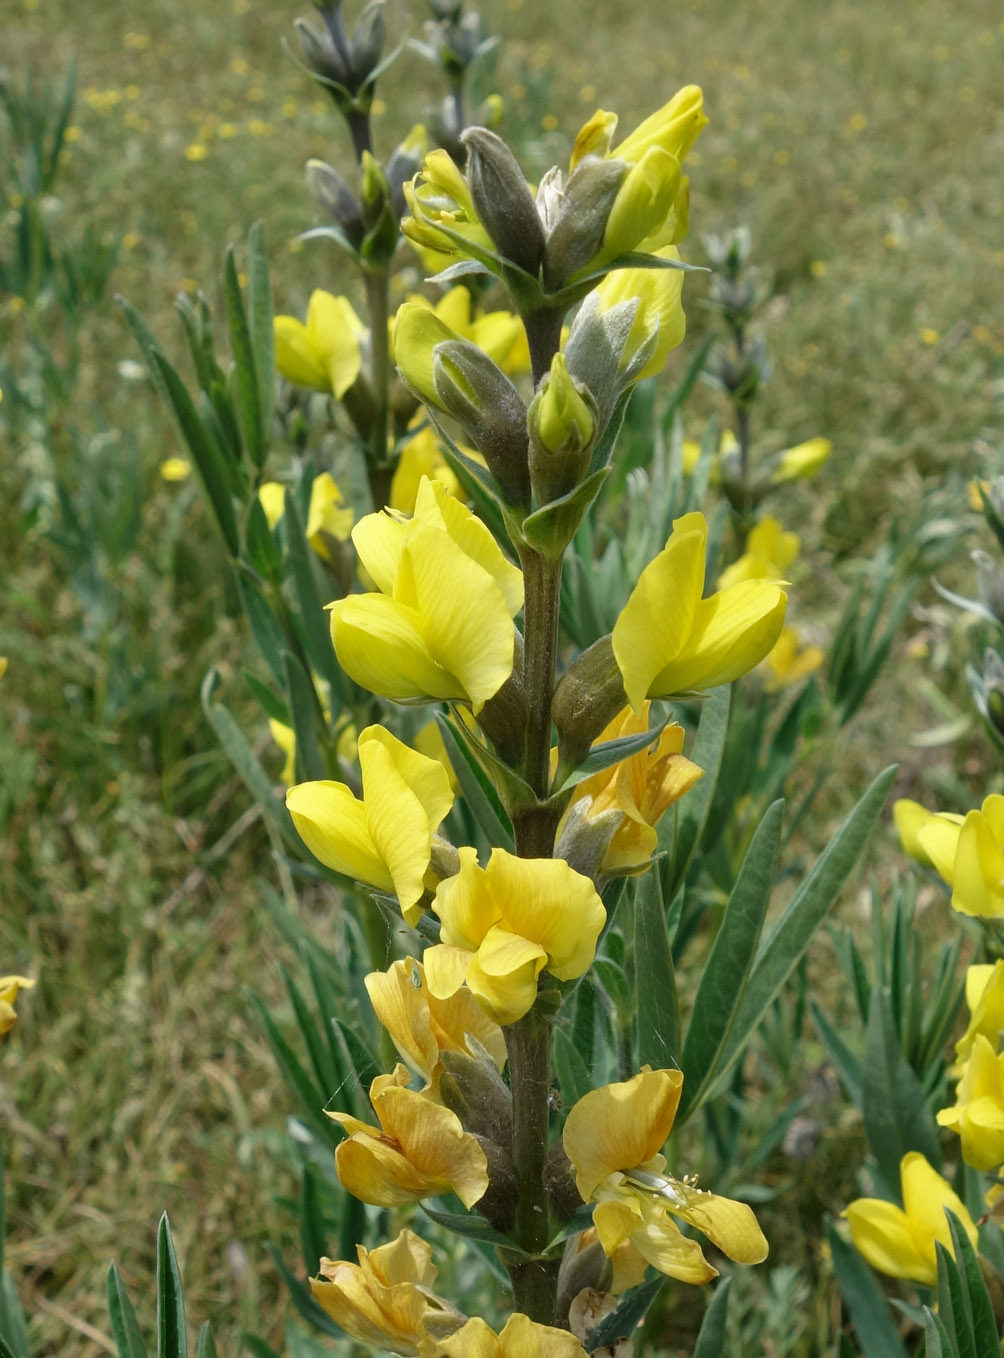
[224,244,264,468]
[106,1265,149,1358]
[156,1214,188,1358]
[632,868,679,1070]
[665,685,731,897]
[693,1277,732,1358]
[862,987,941,1191]
[677,800,784,1122]
[826,1222,909,1358]
[281,489,346,703]
[247,221,275,435]
[282,650,327,783]
[710,765,897,1098]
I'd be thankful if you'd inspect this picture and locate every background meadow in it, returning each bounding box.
[2,0,1003,1352]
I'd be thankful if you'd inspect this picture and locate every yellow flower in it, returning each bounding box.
[419,1313,587,1357]
[423,848,606,1025]
[717,516,800,590]
[892,798,961,868]
[311,1230,458,1356]
[286,724,454,924]
[954,961,1004,1065]
[763,626,824,689]
[364,957,506,1089]
[305,472,353,561]
[843,1152,978,1286]
[391,426,463,515]
[327,1063,489,1208]
[268,718,296,786]
[159,456,191,482]
[259,474,353,561]
[571,86,708,170]
[681,427,737,478]
[397,287,528,376]
[612,511,787,713]
[0,976,34,1036]
[402,149,494,261]
[274,290,364,397]
[329,477,523,713]
[770,437,831,483]
[937,1034,1004,1170]
[558,704,703,874]
[903,794,1004,918]
[563,1067,768,1283]
[592,247,686,382]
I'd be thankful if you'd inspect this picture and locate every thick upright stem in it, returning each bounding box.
[365,267,392,508]
[519,547,562,805]
[525,307,566,387]
[504,1011,556,1320]
[346,108,372,161]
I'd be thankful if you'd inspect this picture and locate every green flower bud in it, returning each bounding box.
[462,127,546,277]
[349,1,386,87]
[306,159,364,247]
[528,352,596,504]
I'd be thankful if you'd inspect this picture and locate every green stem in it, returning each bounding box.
[519,548,562,805]
[364,267,392,509]
[504,1011,556,1321]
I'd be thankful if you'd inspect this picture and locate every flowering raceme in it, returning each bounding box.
[612,511,787,712]
[563,1067,768,1282]
[843,1152,978,1286]
[423,848,606,1025]
[328,1063,489,1208]
[286,723,454,923]
[274,289,364,397]
[329,476,523,712]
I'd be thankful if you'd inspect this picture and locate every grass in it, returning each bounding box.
[2,0,1002,1352]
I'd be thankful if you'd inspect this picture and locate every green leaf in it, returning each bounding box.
[201,669,296,849]
[922,1308,953,1358]
[283,968,337,1096]
[810,998,863,1110]
[117,293,173,407]
[0,1276,26,1358]
[299,1168,329,1276]
[553,1027,592,1106]
[585,1278,664,1353]
[156,1214,188,1358]
[246,991,340,1149]
[665,686,731,896]
[521,469,610,559]
[196,1325,218,1358]
[244,671,290,726]
[862,987,941,1190]
[236,570,287,690]
[244,495,282,583]
[711,765,896,1096]
[282,491,344,701]
[553,718,668,793]
[0,1337,20,1358]
[265,1245,342,1340]
[827,1222,908,1358]
[107,1265,148,1358]
[282,651,326,783]
[678,800,784,1121]
[247,222,275,435]
[693,1277,732,1358]
[632,868,680,1070]
[420,1206,525,1254]
[936,1241,976,1358]
[436,715,515,852]
[946,1210,1000,1351]
[224,245,264,467]
[150,351,240,556]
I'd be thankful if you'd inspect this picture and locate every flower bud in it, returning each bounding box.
[541,157,627,292]
[295,16,350,90]
[359,152,399,264]
[349,1,386,88]
[553,798,622,884]
[551,635,629,774]
[601,146,681,259]
[528,352,596,504]
[983,648,1004,738]
[428,0,463,20]
[462,127,546,277]
[439,1049,514,1146]
[543,1138,582,1222]
[385,124,428,219]
[306,159,365,247]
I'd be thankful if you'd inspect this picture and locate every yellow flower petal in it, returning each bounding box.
[330,594,463,703]
[563,1067,683,1200]
[274,315,329,389]
[953,808,1004,917]
[844,1196,933,1285]
[676,1190,768,1264]
[651,580,786,695]
[285,781,391,890]
[483,852,606,981]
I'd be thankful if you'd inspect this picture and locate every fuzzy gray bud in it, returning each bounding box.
[462,127,546,277]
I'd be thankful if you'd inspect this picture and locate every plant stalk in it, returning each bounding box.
[364,266,392,509]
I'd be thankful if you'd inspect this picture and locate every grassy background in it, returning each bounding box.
[2,0,1003,1352]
